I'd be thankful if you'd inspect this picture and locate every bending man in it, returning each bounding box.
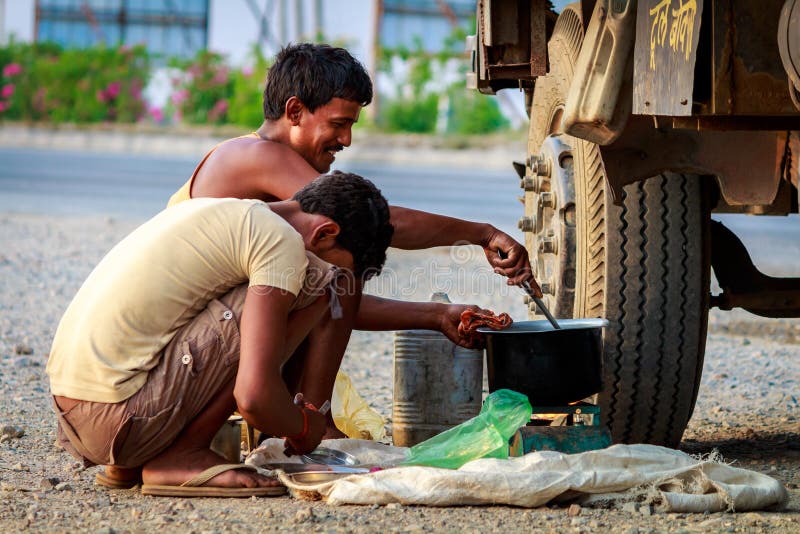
[48,172,394,497]
[167,43,541,426]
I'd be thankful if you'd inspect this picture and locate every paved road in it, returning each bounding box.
[0,146,798,272]
[0,147,524,235]
[0,148,196,220]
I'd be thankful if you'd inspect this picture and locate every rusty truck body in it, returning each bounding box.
[469,0,800,446]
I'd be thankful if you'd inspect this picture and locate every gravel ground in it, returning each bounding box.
[1,212,799,533]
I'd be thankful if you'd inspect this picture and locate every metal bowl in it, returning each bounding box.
[286,471,358,484]
[300,447,359,466]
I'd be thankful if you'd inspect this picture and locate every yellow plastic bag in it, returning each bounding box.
[332,370,386,440]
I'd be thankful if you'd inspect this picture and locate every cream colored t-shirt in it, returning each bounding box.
[47,198,308,403]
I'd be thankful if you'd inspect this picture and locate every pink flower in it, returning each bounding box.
[0,84,14,99]
[0,101,7,113]
[96,89,108,103]
[33,88,47,113]
[241,65,253,77]
[149,106,164,123]
[212,67,229,85]
[105,81,121,99]
[129,80,142,100]
[2,63,22,77]
[208,99,228,122]
[171,89,189,105]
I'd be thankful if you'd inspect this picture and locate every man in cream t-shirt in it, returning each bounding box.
[47,171,393,497]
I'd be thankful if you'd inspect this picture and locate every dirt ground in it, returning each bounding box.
[0,214,798,533]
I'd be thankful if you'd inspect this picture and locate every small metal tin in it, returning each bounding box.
[210,415,244,463]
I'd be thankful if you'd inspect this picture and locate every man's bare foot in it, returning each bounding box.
[142,447,281,488]
[104,465,142,484]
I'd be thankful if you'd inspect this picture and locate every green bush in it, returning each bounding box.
[167,45,272,128]
[0,32,511,135]
[377,37,440,133]
[168,50,234,125]
[0,40,149,123]
[447,85,509,135]
[226,46,271,129]
[382,93,439,133]
[377,27,510,136]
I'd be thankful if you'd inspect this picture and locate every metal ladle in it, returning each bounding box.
[520,279,561,330]
[496,249,561,329]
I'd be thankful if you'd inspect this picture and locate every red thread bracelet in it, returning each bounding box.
[286,407,308,441]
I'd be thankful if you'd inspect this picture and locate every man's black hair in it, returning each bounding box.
[263,43,373,120]
[293,171,393,280]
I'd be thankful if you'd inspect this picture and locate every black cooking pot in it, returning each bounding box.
[479,318,608,406]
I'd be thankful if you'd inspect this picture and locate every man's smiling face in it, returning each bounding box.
[290,97,361,173]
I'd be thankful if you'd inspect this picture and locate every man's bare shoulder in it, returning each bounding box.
[212,135,304,165]
[194,135,318,201]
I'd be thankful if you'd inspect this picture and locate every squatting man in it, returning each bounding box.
[48,173,394,497]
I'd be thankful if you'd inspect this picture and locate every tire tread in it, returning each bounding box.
[526,8,709,447]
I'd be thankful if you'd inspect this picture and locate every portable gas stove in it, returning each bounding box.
[509,401,612,456]
[477,316,612,456]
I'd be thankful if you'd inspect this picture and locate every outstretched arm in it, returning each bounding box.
[354,294,486,348]
[196,142,538,290]
[388,206,540,292]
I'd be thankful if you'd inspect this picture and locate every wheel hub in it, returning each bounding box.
[518,134,577,318]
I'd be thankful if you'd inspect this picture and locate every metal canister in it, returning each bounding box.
[392,293,484,447]
[210,415,244,463]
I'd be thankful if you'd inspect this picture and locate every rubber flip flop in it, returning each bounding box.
[140,463,287,498]
[95,471,142,490]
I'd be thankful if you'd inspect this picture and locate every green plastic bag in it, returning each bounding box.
[401,389,532,469]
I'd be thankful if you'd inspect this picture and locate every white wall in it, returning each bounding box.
[1,0,35,45]
[208,0,263,65]
[322,0,375,68]
[208,0,375,71]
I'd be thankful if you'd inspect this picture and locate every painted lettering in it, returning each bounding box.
[648,0,698,71]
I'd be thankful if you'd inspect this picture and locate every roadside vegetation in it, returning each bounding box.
[377,33,509,135]
[0,36,512,137]
[0,41,149,123]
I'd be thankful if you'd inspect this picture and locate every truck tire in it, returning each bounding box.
[524,6,711,447]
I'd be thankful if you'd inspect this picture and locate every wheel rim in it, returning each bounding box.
[520,134,577,318]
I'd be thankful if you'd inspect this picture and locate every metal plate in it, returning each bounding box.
[262,463,369,474]
[260,463,333,473]
[300,447,359,466]
[286,471,360,484]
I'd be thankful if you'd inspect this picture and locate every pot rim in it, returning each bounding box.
[477,318,609,334]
